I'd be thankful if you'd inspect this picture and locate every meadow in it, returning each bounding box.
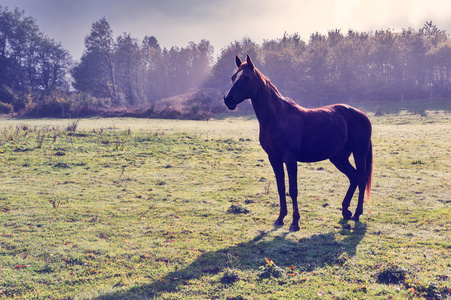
[0,100,450,299]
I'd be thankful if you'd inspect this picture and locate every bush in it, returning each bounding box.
[0,101,13,114]
[226,204,250,214]
[220,269,241,284]
[375,105,383,116]
[258,257,286,279]
[376,263,409,284]
[0,85,16,104]
[23,91,71,117]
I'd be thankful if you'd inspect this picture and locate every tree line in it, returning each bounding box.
[0,6,72,114]
[72,17,214,107]
[1,6,450,117]
[256,24,451,106]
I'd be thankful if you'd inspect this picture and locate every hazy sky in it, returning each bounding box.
[2,0,451,61]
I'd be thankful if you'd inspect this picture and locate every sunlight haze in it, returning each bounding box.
[1,0,451,60]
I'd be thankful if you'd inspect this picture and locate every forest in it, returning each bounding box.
[1,6,451,118]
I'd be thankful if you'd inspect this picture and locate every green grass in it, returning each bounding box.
[0,102,450,299]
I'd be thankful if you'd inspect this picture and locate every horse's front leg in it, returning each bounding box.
[269,156,287,227]
[286,161,300,231]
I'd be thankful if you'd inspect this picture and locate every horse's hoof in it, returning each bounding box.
[350,215,360,222]
[273,220,284,227]
[342,211,353,220]
[339,219,350,226]
[289,225,300,232]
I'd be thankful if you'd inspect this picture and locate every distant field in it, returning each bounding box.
[0,101,450,299]
[0,116,259,139]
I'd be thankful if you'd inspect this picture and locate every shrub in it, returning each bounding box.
[258,257,286,279]
[220,269,241,284]
[375,105,383,116]
[0,101,13,114]
[376,263,409,284]
[226,204,250,214]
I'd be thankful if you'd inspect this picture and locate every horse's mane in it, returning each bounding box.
[255,68,302,111]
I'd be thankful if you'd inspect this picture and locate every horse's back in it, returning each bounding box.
[259,102,371,162]
[304,103,372,156]
[278,104,350,162]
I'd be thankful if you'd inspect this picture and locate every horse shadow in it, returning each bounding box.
[94,221,367,299]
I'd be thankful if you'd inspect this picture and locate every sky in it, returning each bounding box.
[2,0,451,61]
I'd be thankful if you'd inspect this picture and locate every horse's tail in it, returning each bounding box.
[365,139,373,202]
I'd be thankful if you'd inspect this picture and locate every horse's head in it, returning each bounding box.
[224,54,257,110]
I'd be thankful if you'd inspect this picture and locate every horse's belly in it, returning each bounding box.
[259,120,347,163]
[297,150,336,163]
[297,138,346,162]
[263,140,344,163]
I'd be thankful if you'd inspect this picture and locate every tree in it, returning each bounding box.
[304,32,330,105]
[142,35,160,52]
[114,33,143,105]
[38,38,72,93]
[262,32,306,101]
[326,30,372,102]
[212,38,261,92]
[142,36,167,101]
[186,39,214,88]
[367,30,400,100]
[427,39,451,97]
[0,6,41,90]
[72,17,117,100]
[163,40,214,96]
[0,6,72,112]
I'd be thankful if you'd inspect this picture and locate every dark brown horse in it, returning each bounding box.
[224,54,373,231]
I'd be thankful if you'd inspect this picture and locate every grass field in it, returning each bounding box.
[0,100,450,299]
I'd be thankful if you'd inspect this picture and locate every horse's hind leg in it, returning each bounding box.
[330,151,358,220]
[351,151,369,222]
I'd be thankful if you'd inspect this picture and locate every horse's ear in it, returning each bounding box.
[246,54,254,70]
[235,55,242,67]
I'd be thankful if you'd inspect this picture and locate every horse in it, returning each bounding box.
[223,54,373,232]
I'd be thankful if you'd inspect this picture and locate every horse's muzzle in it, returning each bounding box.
[223,95,237,110]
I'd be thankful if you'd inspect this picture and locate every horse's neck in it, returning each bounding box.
[252,80,285,126]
